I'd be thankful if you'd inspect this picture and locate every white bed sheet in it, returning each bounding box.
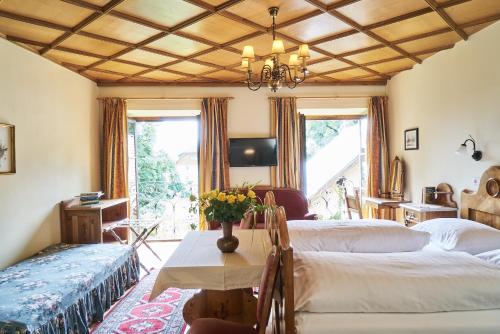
[294,250,500,313]
[295,309,500,334]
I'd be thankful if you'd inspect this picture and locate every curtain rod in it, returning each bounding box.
[295,96,382,99]
[97,97,234,101]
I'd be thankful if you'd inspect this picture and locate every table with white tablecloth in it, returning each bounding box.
[150,229,272,325]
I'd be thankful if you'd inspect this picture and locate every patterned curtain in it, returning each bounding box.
[367,96,390,217]
[270,97,302,190]
[199,98,230,230]
[102,98,129,200]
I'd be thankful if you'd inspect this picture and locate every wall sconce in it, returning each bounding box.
[456,135,482,161]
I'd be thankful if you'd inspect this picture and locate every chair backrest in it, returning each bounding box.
[256,245,281,334]
[275,206,294,334]
[343,187,363,219]
[264,190,276,207]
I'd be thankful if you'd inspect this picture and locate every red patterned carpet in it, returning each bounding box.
[92,271,194,334]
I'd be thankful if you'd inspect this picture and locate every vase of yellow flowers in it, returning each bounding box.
[189,186,262,253]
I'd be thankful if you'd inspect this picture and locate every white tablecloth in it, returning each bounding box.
[150,229,272,300]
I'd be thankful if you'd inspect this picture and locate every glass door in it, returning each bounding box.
[128,117,199,240]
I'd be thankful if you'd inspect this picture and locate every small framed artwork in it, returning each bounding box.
[404,127,419,150]
[0,123,16,174]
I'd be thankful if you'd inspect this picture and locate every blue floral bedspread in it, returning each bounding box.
[0,243,140,334]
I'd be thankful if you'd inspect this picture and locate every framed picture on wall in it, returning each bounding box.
[404,128,419,150]
[0,123,16,174]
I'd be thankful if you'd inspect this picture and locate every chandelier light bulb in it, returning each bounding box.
[241,45,255,59]
[298,44,310,58]
[271,39,285,54]
[264,58,274,69]
[288,54,299,67]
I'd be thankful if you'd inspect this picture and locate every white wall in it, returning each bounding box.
[387,22,500,204]
[99,85,385,186]
[0,39,100,268]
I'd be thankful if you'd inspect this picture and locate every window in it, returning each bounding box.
[300,101,368,220]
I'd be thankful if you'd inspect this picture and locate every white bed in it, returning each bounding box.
[293,250,500,334]
[272,166,500,334]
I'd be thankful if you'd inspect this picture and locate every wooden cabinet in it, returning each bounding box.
[400,204,458,227]
[60,198,129,244]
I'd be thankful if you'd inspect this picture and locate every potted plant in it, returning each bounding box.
[189,185,264,253]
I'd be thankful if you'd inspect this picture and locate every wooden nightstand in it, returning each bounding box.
[400,203,458,227]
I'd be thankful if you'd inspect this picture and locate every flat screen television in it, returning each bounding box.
[229,138,277,167]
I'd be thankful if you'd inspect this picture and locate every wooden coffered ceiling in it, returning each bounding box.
[1,0,499,86]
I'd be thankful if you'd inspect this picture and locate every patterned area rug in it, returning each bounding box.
[92,271,194,334]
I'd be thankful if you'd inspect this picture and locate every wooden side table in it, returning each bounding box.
[60,198,129,244]
[364,197,410,220]
[400,203,458,227]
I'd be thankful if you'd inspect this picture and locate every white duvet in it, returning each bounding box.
[294,250,500,313]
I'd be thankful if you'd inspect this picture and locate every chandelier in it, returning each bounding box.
[241,7,310,92]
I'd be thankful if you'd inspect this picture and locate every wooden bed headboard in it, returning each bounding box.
[461,166,500,229]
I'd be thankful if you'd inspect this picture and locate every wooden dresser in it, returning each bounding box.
[400,203,458,227]
[399,183,457,227]
[60,198,129,244]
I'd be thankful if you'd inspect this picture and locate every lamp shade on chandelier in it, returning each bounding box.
[241,7,309,92]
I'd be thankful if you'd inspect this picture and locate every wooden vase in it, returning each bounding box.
[217,221,239,253]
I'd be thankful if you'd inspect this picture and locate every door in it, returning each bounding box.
[304,116,367,219]
[128,117,199,240]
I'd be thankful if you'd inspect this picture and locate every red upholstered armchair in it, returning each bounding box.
[209,186,317,230]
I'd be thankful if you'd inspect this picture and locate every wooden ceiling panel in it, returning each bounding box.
[59,34,126,57]
[95,60,148,75]
[117,49,175,66]
[45,49,101,66]
[1,0,499,85]
[328,68,373,80]
[307,58,350,73]
[0,17,63,44]
[226,0,318,27]
[82,0,111,6]
[337,0,428,26]
[277,13,352,42]
[398,31,460,54]
[84,70,125,81]
[371,12,448,41]
[316,32,380,55]
[232,34,297,57]
[443,0,500,25]
[367,58,416,74]
[180,15,257,44]
[165,61,215,75]
[82,15,161,44]
[204,70,245,81]
[344,46,401,64]
[202,0,230,5]
[146,34,211,57]
[0,0,93,27]
[195,49,242,66]
[464,22,496,36]
[115,0,206,28]
[141,70,187,81]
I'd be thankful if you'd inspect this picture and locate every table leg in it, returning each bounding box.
[182,289,257,326]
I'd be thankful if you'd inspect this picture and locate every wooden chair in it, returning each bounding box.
[186,246,281,334]
[343,187,363,219]
[240,191,276,230]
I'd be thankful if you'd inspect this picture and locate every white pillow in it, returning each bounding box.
[288,219,430,252]
[476,249,500,266]
[412,218,500,255]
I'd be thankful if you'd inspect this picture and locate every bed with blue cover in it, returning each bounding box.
[0,243,140,334]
